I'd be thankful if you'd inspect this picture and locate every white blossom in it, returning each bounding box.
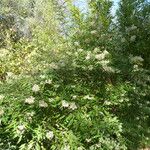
[63,145,70,150]
[25,96,35,104]
[46,131,54,140]
[88,65,93,70]
[77,49,84,52]
[75,52,78,56]
[26,111,35,121]
[0,95,4,100]
[86,52,91,60]
[17,124,25,134]
[7,72,14,77]
[91,30,97,35]
[54,84,60,88]
[62,100,69,108]
[86,138,91,143]
[69,102,77,110]
[83,95,94,100]
[32,84,40,92]
[133,65,139,71]
[104,101,111,105]
[66,51,72,55]
[72,95,77,99]
[146,137,149,141]
[133,65,138,69]
[71,85,76,88]
[95,50,109,61]
[74,42,79,46]
[103,50,109,56]
[130,56,144,64]
[95,53,105,60]
[101,60,110,66]
[39,100,48,108]
[45,79,52,84]
[0,48,9,58]
[93,47,100,53]
[103,66,115,73]
[40,75,46,79]
[49,62,58,69]
[130,35,136,42]
[131,25,137,30]
[49,98,54,102]
[18,124,25,131]
[0,109,4,116]
[6,72,16,81]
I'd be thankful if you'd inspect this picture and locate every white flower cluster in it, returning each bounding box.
[7,72,14,77]
[32,84,40,92]
[18,124,25,131]
[63,145,70,150]
[0,95,4,100]
[93,47,100,53]
[0,109,4,116]
[85,51,92,60]
[72,95,77,100]
[83,95,94,100]
[39,100,48,108]
[40,74,46,79]
[91,30,97,35]
[103,65,115,73]
[86,138,92,143]
[17,124,25,134]
[104,100,111,105]
[88,65,93,70]
[69,102,77,110]
[95,50,109,61]
[25,96,35,104]
[49,98,54,102]
[49,62,58,70]
[95,53,105,60]
[74,41,80,46]
[130,35,136,42]
[0,48,9,58]
[125,25,137,32]
[85,49,109,62]
[130,25,137,30]
[62,100,77,110]
[26,111,35,122]
[25,96,49,108]
[130,56,144,64]
[132,65,138,72]
[77,49,84,52]
[46,131,54,140]
[45,79,52,84]
[62,100,69,108]
[5,72,18,83]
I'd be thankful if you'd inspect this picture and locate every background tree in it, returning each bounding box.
[117,0,150,68]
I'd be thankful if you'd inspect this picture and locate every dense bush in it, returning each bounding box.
[0,0,149,149]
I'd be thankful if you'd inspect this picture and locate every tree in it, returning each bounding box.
[117,0,150,68]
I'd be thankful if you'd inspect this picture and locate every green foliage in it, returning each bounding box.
[0,0,150,150]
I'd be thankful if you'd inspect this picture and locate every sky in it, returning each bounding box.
[74,0,120,15]
[112,0,120,15]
